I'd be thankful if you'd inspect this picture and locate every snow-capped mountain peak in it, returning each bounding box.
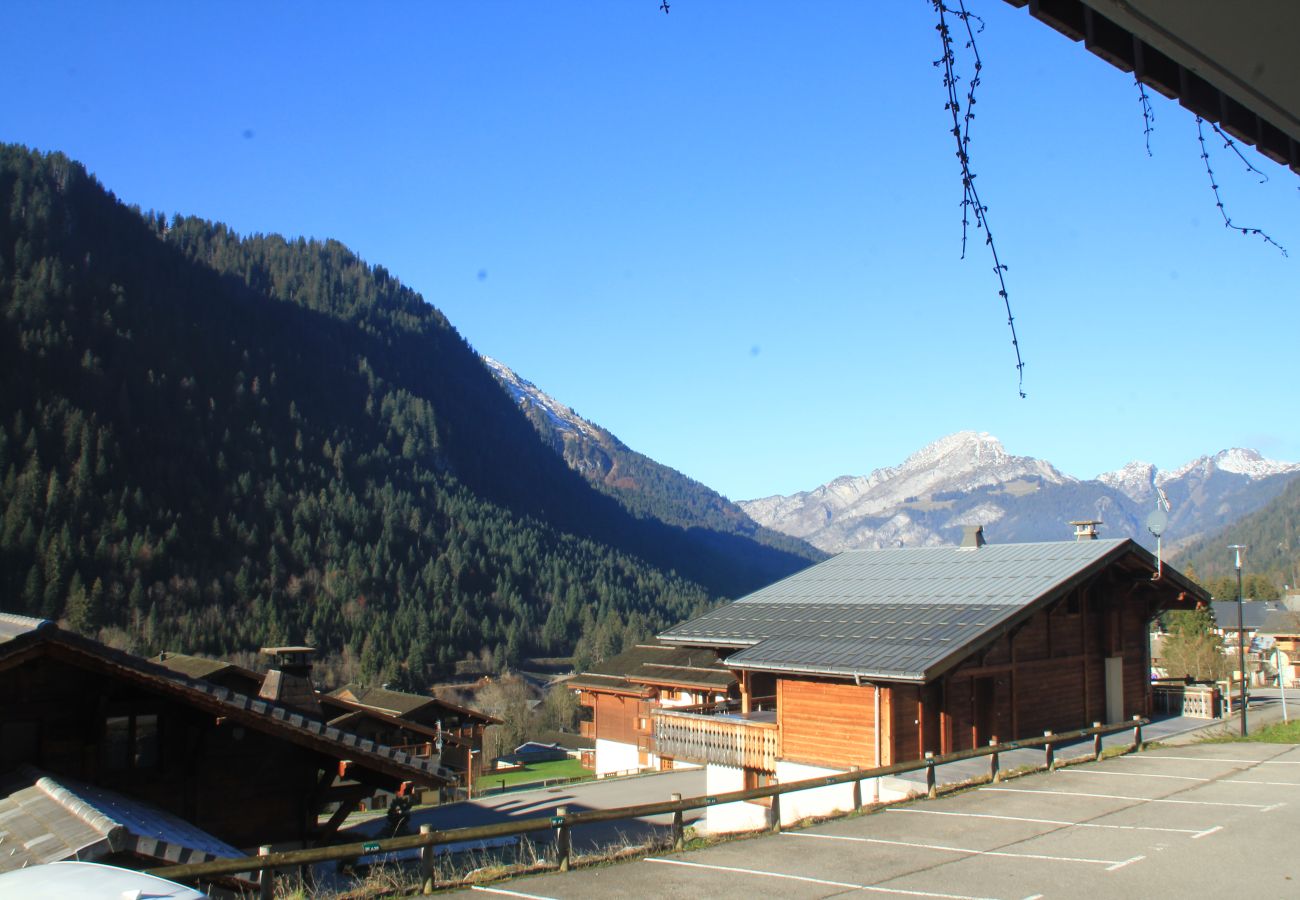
[1158,448,1300,485]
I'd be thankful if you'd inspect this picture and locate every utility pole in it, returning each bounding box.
[1229,544,1248,736]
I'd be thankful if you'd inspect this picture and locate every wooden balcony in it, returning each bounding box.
[653,708,778,772]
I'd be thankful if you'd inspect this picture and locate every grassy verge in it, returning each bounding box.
[482,758,592,789]
[1201,718,1300,744]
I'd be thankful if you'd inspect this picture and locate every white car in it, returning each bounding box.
[0,861,210,899]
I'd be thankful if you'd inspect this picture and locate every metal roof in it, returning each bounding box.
[661,539,1191,682]
[1209,600,1285,632]
[0,612,52,644]
[0,765,243,875]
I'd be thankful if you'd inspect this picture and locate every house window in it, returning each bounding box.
[103,713,160,771]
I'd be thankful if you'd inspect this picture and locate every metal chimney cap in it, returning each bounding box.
[960,525,986,549]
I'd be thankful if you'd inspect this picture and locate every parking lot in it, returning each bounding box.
[463,741,1300,899]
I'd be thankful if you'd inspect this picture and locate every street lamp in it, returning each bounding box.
[1275,643,1289,723]
[1229,544,1248,736]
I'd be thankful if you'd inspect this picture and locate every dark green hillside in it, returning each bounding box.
[1175,475,1300,597]
[0,145,810,682]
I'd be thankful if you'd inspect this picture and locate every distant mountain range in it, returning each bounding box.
[736,431,1300,554]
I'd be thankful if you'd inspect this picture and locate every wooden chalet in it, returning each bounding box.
[0,613,455,865]
[325,684,498,786]
[568,639,737,777]
[653,531,1208,831]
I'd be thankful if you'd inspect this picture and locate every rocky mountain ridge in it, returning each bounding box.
[740,432,1300,553]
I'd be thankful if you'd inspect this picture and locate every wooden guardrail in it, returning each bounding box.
[147,716,1147,894]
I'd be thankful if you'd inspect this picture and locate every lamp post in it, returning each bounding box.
[1229,544,1248,736]
[1275,644,1289,723]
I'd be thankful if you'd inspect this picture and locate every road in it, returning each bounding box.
[460,741,1300,899]
[342,768,707,854]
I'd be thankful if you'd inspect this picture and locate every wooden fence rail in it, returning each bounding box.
[148,716,1147,890]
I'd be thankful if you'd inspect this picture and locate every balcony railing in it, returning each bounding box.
[653,707,778,772]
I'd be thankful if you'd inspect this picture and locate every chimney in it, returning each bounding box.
[1069,520,1102,541]
[960,525,986,549]
[259,646,322,717]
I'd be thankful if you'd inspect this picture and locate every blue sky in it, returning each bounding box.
[4,2,1296,500]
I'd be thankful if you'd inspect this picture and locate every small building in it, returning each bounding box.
[325,683,498,786]
[654,533,1205,832]
[0,613,454,867]
[1259,609,1300,688]
[568,639,737,777]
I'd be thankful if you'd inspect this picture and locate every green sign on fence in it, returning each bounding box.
[362,842,381,853]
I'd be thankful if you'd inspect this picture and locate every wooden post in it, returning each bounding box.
[850,766,862,811]
[258,846,273,900]
[1044,731,1055,771]
[1092,722,1103,761]
[419,824,434,894]
[769,791,782,833]
[554,806,570,872]
[670,793,684,851]
[924,752,936,799]
[1132,715,1143,751]
[989,738,1000,783]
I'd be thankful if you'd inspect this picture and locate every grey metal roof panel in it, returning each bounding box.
[1210,600,1284,631]
[661,539,1152,680]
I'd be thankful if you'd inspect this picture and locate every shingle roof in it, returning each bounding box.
[1259,609,1300,636]
[0,622,456,787]
[567,640,736,694]
[661,539,1199,682]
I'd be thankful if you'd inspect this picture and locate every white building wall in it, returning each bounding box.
[700,764,768,834]
[594,738,641,778]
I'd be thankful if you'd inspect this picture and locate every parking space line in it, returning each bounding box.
[470,886,559,900]
[1063,770,1209,782]
[981,787,1273,809]
[644,857,1007,900]
[886,807,1211,835]
[1192,826,1224,839]
[784,831,1143,869]
[1134,756,1300,766]
[1226,779,1300,787]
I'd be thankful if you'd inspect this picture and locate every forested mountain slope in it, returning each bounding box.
[0,145,812,683]
[1175,475,1300,597]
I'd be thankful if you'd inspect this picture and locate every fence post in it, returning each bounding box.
[258,846,273,900]
[670,793,684,852]
[925,752,937,799]
[989,738,1000,783]
[1092,722,1103,761]
[1132,715,1143,751]
[851,765,862,811]
[419,824,434,894]
[1044,731,1055,771]
[769,791,782,833]
[554,805,570,872]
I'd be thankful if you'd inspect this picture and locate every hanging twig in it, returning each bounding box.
[659,0,670,13]
[1196,117,1287,257]
[933,0,1025,398]
[1137,81,1155,157]
[1207,118,1269,184]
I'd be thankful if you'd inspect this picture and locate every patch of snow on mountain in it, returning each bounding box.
[482,356,600,441]
[1096,461,1157,502]
[1157,448,1300,485]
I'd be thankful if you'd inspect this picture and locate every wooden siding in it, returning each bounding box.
[591,692,648,746]
[778,677,878,769]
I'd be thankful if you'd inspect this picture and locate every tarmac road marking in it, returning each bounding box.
[784,831,1143,869]
[886,807,1213,836]
[981,787,1274,809]
[1225,779,1300,787]
[1192,826,1224,839]
[1131,756,1300,766]
[1060,770,1210,782]
[644,857,1009,900]
[470,886,558,900]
